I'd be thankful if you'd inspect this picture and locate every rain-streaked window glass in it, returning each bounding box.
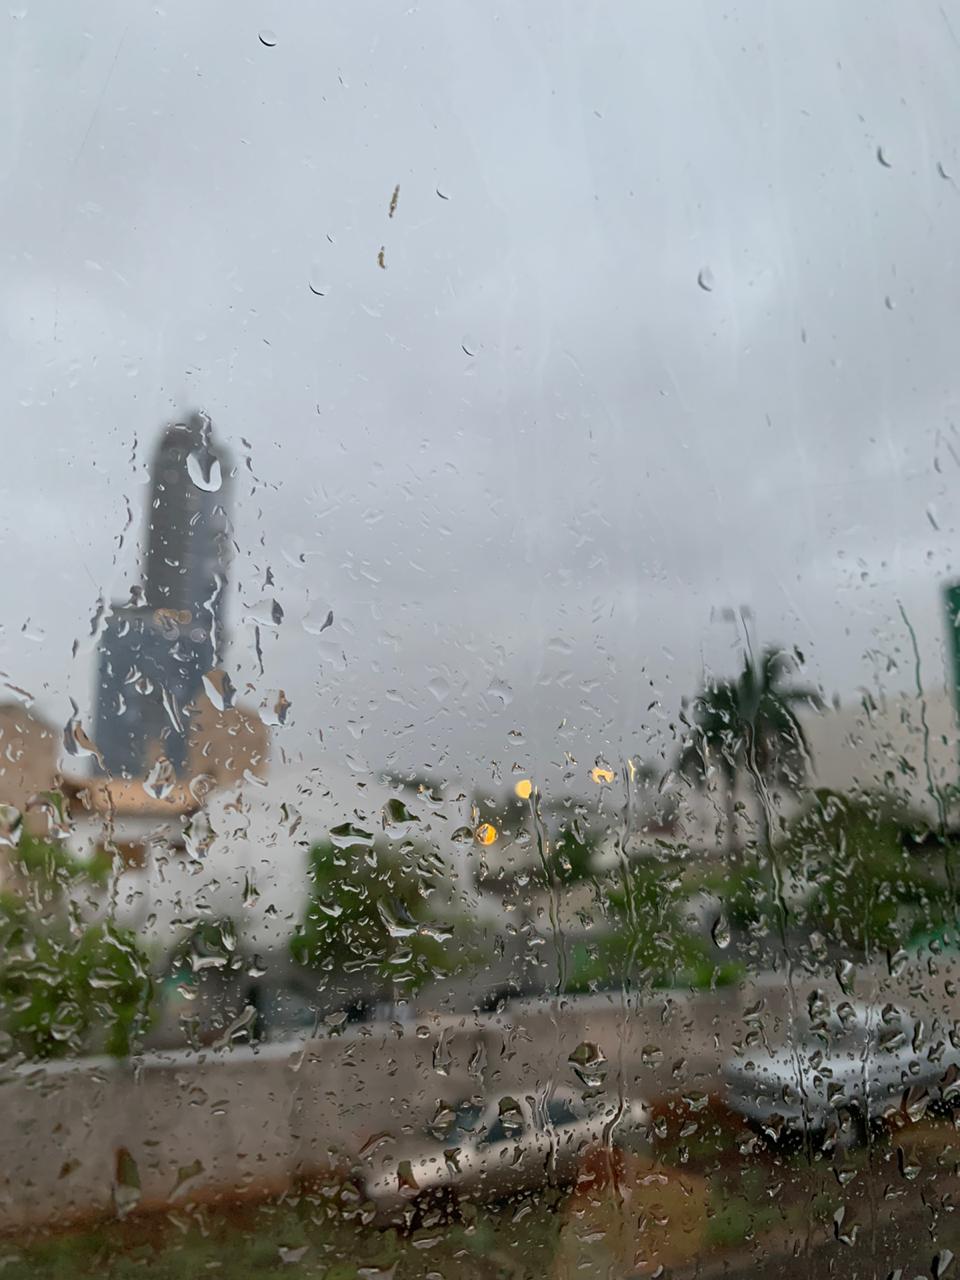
[5,4,960,1277]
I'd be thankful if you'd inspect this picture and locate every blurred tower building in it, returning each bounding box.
[95,414,231,778]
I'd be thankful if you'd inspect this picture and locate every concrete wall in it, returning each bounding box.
[4,966,955,1234]
[0,991,745,1232]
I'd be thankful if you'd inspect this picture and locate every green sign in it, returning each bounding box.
[943,582,960,721]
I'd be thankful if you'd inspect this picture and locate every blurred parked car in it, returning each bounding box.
[360,1087,650,1221]
[723,999,957,1141]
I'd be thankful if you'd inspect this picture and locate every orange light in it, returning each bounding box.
[475,822,498,846]
[590,766,615,785]
[514,779,533,800]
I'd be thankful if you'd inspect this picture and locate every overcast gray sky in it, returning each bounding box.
[4,0,960,791]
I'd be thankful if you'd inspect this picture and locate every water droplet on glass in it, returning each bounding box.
[63,700,103,765]
[329,822,375,849]
[171,1159,205,1197]
[184,811,215,859]
[836,956,856,993]
[427,675,450,703]
[186,448,222,492]
[258,28,277,47]
[888,948,908,977]
[485,678,513,707]
[382,797,419,837]
[307,264,327,297]
[711,913,731,950]
[202,668,234,712]
[113,1148,141,1217]
[246,597,284,628]
[357,1264,397,1280]
[569,1041,608,1089]
[257,689,291,727]
[302,604,334,635]
[461,336,478,357]
[475,822,498,846]
[189,773,216,805]
[278,1246,309,1265]
[935,1249,955,1280]
[0,804,23,849]
[877,145,892,167]
[697,266,714,292]
[144,756,176,801]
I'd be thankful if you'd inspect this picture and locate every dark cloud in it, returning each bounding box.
[2,0,960,784]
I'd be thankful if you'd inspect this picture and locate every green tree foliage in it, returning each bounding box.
[678,647,821,851]
[537,823,597,888]
[566,858,742,994]
[0,894,152,1060]
[0,835,152,1061]
[291,837,482,995]
[782,789,950,953]
[706,790,951,955]
[11,831,111,891]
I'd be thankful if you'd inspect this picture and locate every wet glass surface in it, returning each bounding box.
[5,4,960,1277]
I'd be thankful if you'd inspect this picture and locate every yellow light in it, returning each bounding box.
[475,822,498,846]
[514,779,533,800]
[590,766,615,785]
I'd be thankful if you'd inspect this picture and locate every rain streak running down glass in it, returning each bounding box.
[5,4,960,1279]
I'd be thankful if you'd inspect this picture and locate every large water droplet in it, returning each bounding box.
[569,1041,608,1089]
[63,700,103,765]
[935,1249,955,1280]
[711,913,731,950]
[246,598,284,628]
[184,811,215,859]
[428,675,450,703]
[278,1246,309,1266]
[0,804,22,849]
[202,668,234,712]
[836,956,856,993]
[382,797,420,837]
[302,604,334,635]
[307,265,327,297]
[144,757,176,801]
[258,29,277,47]
[329,822,375,849]
[113,1148,141,1217]
[485,678,513,707]
[186,448,222,492]
[697,266,714,292]
[171,1159,205,1198]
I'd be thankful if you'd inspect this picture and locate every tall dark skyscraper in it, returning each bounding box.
[94,414,231,779]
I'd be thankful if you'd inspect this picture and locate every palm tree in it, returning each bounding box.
[678,647,822,853]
